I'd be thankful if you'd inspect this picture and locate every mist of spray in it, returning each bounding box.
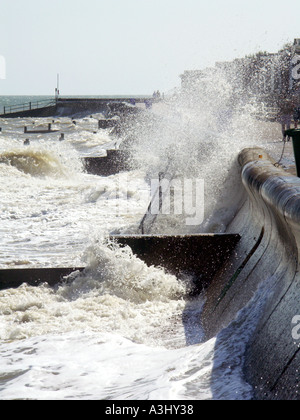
[124,66,274,234]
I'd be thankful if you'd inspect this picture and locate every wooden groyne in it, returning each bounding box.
[0,267,84,290]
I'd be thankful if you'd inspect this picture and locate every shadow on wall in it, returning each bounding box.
[202,148,300,400]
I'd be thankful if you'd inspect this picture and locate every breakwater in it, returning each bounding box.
[0,97,152,118]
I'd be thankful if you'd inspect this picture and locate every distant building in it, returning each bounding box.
[179,39,300,113]
[180,70,208,92]
[292,38,300,54]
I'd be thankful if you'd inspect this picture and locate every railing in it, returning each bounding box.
[139,172,166,234]
[2,98,57,116]
[139,164,173,234]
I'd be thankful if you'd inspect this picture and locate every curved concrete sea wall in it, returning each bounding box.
[202,148,300,400]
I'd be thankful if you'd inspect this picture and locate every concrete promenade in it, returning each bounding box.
[0,96,153,118]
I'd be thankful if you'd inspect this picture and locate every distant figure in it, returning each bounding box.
[278,100,295,140]
[278,114,292,140]
[145,99,152,109]
[153,90,161,101]
[293,107,300,129]
[24,139,30,146]
[130,98,136,106]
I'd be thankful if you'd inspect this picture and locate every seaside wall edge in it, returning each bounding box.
[202,147,300,399]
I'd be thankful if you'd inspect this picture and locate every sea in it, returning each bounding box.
[0,91,286,401]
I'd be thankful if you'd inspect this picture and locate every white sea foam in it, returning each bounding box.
[0,274,271,400]
[0,331,215,400]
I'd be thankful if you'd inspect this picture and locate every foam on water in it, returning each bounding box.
[0,149,74,178]
[0,128,150,268]
[0,331,215,400]
[0,71,286,399]
[0,243,190,345]
[0,273,272,400]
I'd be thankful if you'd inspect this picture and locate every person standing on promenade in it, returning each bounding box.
[293,106,300,128]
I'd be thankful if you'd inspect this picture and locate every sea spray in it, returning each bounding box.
[0,60,287,400]
[124,74,263,234]
[0,240,193,346]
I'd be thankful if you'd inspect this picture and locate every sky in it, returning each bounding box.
[0,0,299,96]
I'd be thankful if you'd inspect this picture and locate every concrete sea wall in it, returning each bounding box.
[0,97,151,119]
[202,148,300,400]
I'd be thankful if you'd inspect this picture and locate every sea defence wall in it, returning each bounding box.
[55,98,148,117]
[0,97,151,119]
[202,147,300,400]
[0,105,58,119]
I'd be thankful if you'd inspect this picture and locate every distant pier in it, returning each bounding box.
[0,96,154,118]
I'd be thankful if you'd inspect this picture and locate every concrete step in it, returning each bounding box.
[0,267,84,290]
[110,233,241,291]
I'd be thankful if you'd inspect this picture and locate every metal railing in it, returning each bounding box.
[139,164,173,234]
[2,98,57,116]
[139,172,166,234]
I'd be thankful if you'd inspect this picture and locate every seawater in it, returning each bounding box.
[0,91,283,400]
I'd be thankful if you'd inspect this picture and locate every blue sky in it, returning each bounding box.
[0,0,299,95]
